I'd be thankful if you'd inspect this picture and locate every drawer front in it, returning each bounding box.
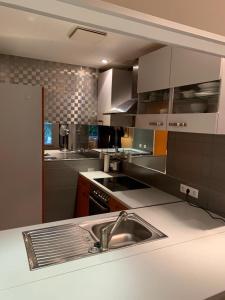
[167,113,218,134]
[135,114,167,130]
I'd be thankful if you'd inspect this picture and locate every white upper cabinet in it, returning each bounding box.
[136,46,225,134]
[170,47,222,87]
[137,46,172,93]
[167,113,219,134]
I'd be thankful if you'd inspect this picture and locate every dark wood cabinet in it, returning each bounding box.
[75,175,128,217]
[109,197,128,212]
[75,175,91,217]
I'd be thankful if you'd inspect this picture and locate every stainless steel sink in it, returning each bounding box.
[80,213,167,250]
[23,213,166,270]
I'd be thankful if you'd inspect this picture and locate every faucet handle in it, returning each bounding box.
[118,210,128,218]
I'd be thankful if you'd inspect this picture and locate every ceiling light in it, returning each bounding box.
[101,59,108,64]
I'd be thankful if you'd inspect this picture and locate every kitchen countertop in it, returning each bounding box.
[92,147,150,154]
[80,171,182,208]
[1,200,225,299]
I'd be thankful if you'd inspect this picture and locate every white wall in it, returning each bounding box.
[102,0,225,37]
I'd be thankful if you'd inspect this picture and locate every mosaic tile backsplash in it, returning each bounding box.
[0,54,98,124]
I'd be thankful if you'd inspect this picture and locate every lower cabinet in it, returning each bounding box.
[75,175,128,217]
[75,176,91,217]
[109,197,128,212]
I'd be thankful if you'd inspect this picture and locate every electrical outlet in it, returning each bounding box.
[139,144,142,148]
[180,184,199,199]
[143,144,147,149]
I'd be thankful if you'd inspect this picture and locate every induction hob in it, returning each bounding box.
[94,176,150,192]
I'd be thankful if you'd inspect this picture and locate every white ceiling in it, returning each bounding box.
[0,6,162,68]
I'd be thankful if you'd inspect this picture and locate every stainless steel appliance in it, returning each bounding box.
[89,187,110,215]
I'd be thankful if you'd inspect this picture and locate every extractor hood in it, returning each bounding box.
[103,66,138,115]
[103,98,137,115]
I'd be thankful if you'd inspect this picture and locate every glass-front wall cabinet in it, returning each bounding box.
[172,80,220,114]
[137,80,220,115]
[138,88,170,114]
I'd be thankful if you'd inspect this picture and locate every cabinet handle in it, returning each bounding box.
[169,122,187,127]
[149,122,164,126]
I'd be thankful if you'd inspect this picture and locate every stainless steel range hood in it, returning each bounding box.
[103,66,138,115]
[103,98,137,115]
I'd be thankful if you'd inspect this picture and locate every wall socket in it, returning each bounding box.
[180,184,199,199]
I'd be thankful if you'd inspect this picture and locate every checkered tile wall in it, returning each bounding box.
[0,54,98,124]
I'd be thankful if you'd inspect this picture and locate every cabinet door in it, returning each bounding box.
[167,113,218,134]
[138,47,171,93]
[109,197,128,212]
[170,47,221,87]
[135,114,167,130]
[75,176,91,217]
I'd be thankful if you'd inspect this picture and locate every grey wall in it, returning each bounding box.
[0,54,98,124]
[0,84,42,230]
[131,155,167,173]
[123,131,225,218]
[166,132,225,216]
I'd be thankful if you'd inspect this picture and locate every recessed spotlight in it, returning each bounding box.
[101,59,108,64]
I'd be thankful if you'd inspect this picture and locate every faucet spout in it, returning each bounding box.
[100,211,128,251]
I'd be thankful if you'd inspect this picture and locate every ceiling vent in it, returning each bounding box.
[68,26,107,44]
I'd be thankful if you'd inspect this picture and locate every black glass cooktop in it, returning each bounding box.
[94,176,150,192]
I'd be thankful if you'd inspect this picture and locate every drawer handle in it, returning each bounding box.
[169,122,187,127]
[149,122,164,126]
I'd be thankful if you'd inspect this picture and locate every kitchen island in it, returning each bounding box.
[1,194,225,299]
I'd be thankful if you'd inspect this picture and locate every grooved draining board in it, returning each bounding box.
[23,223,94,270]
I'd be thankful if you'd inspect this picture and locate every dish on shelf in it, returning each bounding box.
[195,91,218,97]
[198,81,220,90]
[159,108,168,114]
[181,90,195,99]
[190,102,207,113]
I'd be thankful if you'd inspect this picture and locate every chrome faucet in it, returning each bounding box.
[99,211,128,251]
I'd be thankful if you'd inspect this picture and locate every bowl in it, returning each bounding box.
[182,90,195,99]
[190,102,207,113]
[198,81,219,90]
[159,108,168,114]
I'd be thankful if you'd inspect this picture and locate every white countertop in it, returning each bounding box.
[1,201,225,299]
[80,171,181,208]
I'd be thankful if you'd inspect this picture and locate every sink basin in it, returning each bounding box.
[81,213,167,250]
[92,219,152,248]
